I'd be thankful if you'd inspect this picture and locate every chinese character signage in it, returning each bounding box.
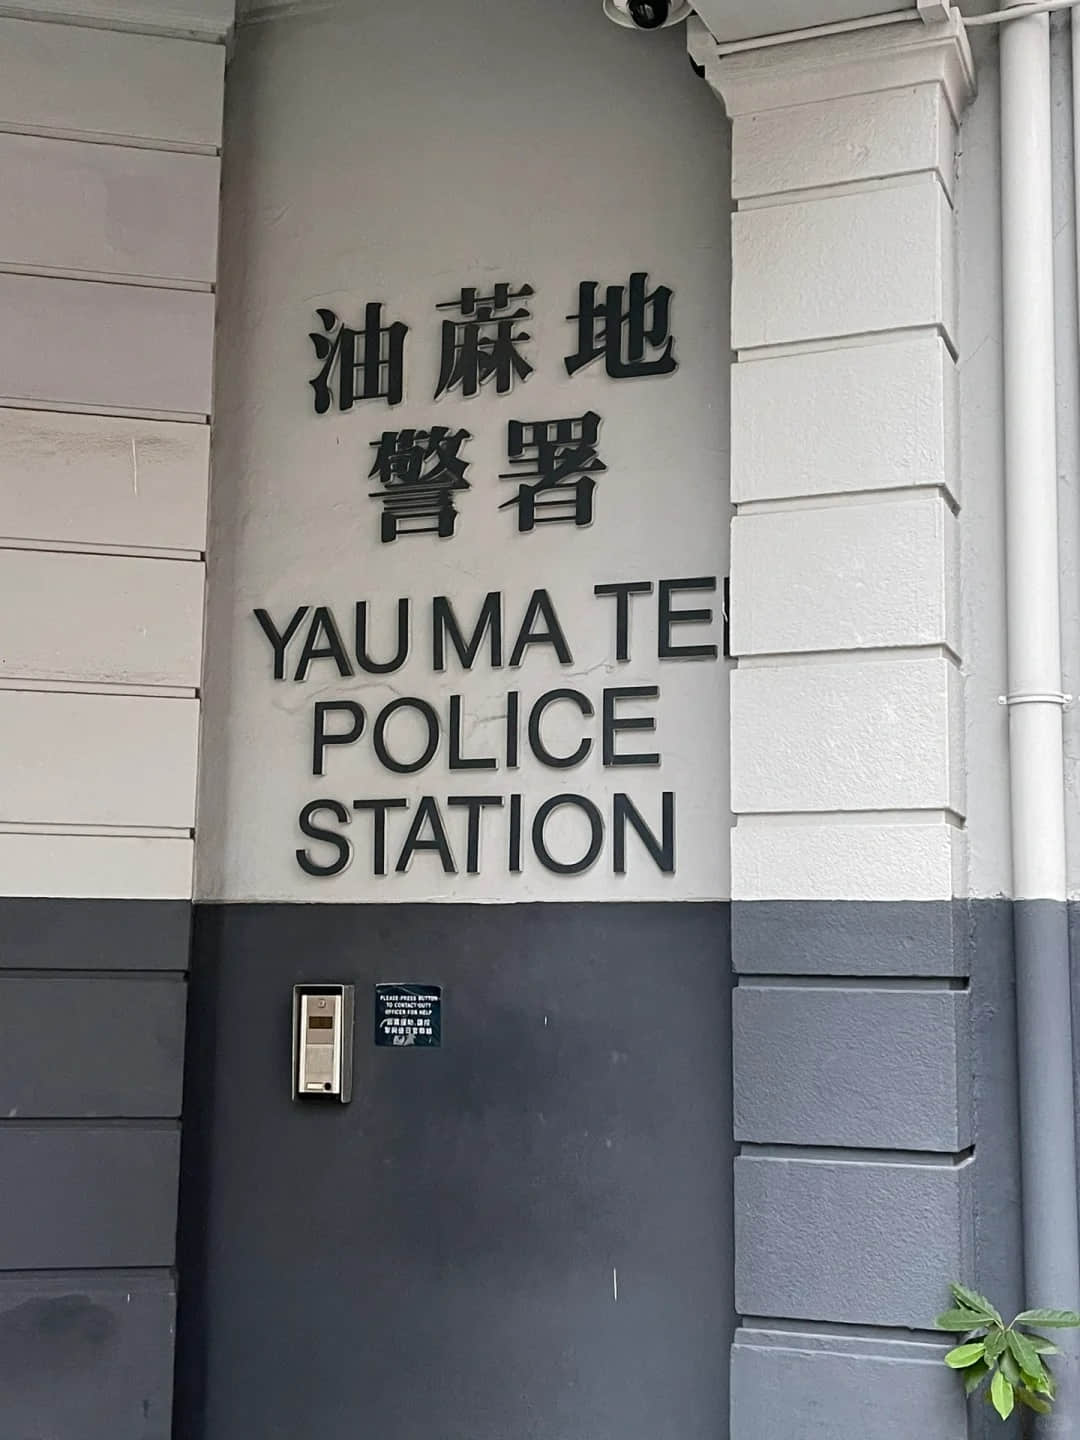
[307,274,676,544]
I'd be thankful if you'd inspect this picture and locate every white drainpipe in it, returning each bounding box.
[1001,0,1080,1428]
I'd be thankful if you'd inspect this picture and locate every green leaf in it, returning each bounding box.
[991,1370,1016,1420]
[1006,1328,1046,1383]
[964,1359,991,1396]
[1015,1309,1080,1328]
[1000,1350,1022,1386]
[936,1309,987,1333]
[1015,1387,1053,1415]
[946,1343,987,1369]
[1023,1333,1061,1356]
[1022,1368,1054,1399]
[952,1284,1003,1325]
[1037,1364,1057,1401]
[984,1329,1007,1363]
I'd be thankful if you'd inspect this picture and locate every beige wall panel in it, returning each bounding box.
[731,335,958,504]
[731,657,964,817]
[0,550,204,687]
[0,408,208,551]
[0,18,224,147]
[0,274,214,415]
[0,134,220,282]
[0,690,198,828]
[733,85,953,200]
[733,179,954,351]
[0,832,192,898]
[731,497,957,657]
[732,818,960,902]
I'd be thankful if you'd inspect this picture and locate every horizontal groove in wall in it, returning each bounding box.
[0,119,218,156]
[0,1264,174,1284]
[740,1143,974,1166]
[733,808,966,827]
[736,168,953,213]
[0,537,204,561]
[0,679,199,699]
[738,1316,949,1346]
[0,396,208,423]
[0,1116,179,1131]
[737,321,955,366]
[0,823,193,839]
[735,808,963,829]
[735,484,956,517]
[0,261,213,292]
[740,975,969,992]
[735,643,961,669]
[0,681,198,702]
[0,967,185,980]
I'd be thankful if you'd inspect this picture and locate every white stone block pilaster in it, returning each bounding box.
[0,5,231,898]
[692,16,977,1439]
[692,12,974,906]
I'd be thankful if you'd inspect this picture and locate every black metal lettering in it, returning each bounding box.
[528,689,594,769]
[372,698,440,775]
[312,701,365,777]
[506,691,520,770]
[396,796,457,874]
[613,792,675,875]
[353,798,409,877]
[499,412,606,531]
[448,694,498,771]
[297,800,351,878]
[254,606,310,681]
[602,687,660,768]
[295,606,355,681]
[435,283,534,399]
[564,273,677,380]
[355,599,410,674]
[369,428,471,543]
[594,582,653,664]
[532,795,604,876]
[309,304,407,413]
[509,793,523,873]
[433,593,503,671]
[658,578,719,661]
[509,589,574,668]
[447,795,504,874]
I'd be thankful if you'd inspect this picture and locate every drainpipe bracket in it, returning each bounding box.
[998,691,1074,707]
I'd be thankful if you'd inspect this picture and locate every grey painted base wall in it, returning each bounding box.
[730,900,1022,1440]
[0,898,191,1440]
[176,902,734,1440]
[0,897,1030,1440]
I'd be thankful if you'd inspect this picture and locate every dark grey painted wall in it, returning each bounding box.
[0,897,190,1440]
[176,902,734,1440]
[0,896,1028,1440]
[729,900,1023,1440]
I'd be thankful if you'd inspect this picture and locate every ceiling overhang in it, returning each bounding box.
[0,0,233,39]
[0,1,1002,59]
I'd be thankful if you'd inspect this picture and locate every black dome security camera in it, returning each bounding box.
[628,0,669,26]
[602,0,692,32]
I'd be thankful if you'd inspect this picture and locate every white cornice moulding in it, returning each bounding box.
[236,0,339,20]
[0,0,235,39]
[688,11,976,121]
[692,0,912,46]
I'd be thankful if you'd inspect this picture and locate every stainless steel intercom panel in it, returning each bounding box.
[292,985,354,1102]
